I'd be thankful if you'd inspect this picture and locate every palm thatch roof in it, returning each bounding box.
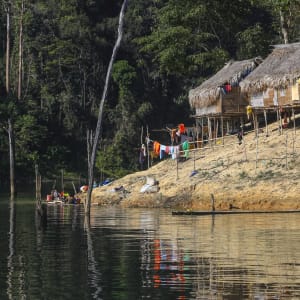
[189,57,261,109]
[240,42,300,93]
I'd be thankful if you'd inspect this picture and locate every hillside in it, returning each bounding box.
[84,118,300,211]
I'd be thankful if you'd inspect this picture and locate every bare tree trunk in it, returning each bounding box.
[279,10,289,44]
[85,0,129,216]
[18,0,24,100]
[6,1,10,93]
[6,1,16,199]
[8,119,15,198]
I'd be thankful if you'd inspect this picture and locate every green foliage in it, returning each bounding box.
[0,0,297,186]
[236,24,273,59]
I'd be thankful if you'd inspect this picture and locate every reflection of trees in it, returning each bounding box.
[85,215,103,299]
[6,199,26,299]
[7,198,15,299]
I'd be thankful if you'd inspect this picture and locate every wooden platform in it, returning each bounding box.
[172,210,300,216]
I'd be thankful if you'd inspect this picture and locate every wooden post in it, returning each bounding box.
[215,119,219,145]
[285,133,288,170]
[72,181,77,195]
[208,116,212,146]
[255,112,259,137]
[146,125,150,169]
[201,118,204,147]
[193,147,196,171]
[8,119,15,199]
[252,111,256,137]
[176,157,179,180]
[226,120,230,136]
[35,164,39,203]
[221,115,224,146]
[276,107,282,135]
[279,108,283,135]
[243,138,247,162]
[210,194,215,211]
[292,107,296,137]
[61,169,64,193]
[35,164,43,218]
[213,117,216,144]
[255,136,258,170]
[264,109,269,137]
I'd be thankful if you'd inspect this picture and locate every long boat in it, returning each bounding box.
[172,210,300,216]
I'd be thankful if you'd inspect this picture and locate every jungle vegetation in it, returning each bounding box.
[0,0,299,188]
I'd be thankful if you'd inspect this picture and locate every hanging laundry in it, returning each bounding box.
[160,145,166,159]
[153,141,160,155]
[182,140,190,158]
[178,123,185,134]
[225,83,232,93]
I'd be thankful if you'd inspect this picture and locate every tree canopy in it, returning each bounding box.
[0,0,299,187]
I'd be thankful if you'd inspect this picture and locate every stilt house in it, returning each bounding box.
[240,43,300,131]
[189,57,262,143]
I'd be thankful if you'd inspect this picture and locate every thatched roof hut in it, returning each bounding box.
[240,43,300,94]
[189,57,262,110]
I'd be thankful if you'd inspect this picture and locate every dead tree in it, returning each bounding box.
[85,0,129,216]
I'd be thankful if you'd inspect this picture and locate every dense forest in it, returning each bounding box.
[0,0,299,187]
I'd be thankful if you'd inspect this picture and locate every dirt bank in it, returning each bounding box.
[80,121,300,211]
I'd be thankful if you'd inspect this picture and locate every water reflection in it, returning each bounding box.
[1,200,300,300]
[6,199,15,300]
[85,215,103,299]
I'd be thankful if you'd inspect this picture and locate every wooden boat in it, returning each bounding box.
[172,210,300,216]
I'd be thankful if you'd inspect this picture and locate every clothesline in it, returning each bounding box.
[145,137,190,160]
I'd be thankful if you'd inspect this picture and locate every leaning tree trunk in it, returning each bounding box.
[85,0,129,216]
[6,1,10,92]
[8,119,15,199]
[6,2,15,199]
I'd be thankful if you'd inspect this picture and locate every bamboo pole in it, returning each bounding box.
[208,116,212,146]
[61,169,64,193]
[176,157,179,180]
[215,119,219,145]
[279,108,283,135]
[201,118,204,147]
[285,133,288,170]
[252,110,257,138]
[221,115,224,146]
[35,164,39,203]
[243,138,247,161]
[72,181,77,195]
[255,136,258,170]
[193,147,196,171]
[147,125,150,169]
[292,107,296,137]
[264,109,269,137]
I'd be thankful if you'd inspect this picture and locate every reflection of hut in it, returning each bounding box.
[240,43,300,133]
[189,58,262,144]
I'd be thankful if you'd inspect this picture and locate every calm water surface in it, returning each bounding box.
[1,196,300,299]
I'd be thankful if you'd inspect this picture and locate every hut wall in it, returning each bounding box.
[250,85,297,108]
[222,87,248,113]
[292,82,300,101]
[195,103,220,116]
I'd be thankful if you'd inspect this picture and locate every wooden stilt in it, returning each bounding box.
[201,118,204,147]
[292,107,296,136]
[221,115,224,146]
[264,109,269,137]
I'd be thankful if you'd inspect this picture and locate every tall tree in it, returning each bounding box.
[85,0,129,216]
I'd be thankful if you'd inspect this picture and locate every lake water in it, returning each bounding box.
[1,196,300,300]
